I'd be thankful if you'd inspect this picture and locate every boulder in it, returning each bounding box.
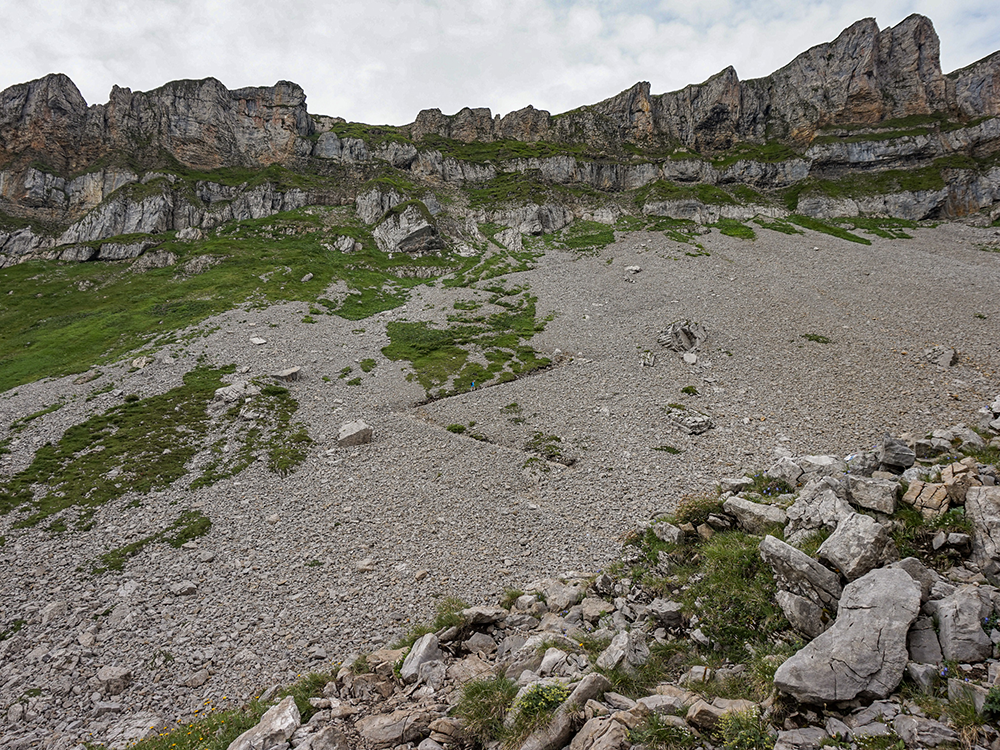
[759,535,842,610]
[356,709,435,748]
[784,477,853,544]
[847,476,899,514]
[337,420,372,447]
[776,591,828,639]
[723,496,787,534]
[595,630,649,671]
[966,486,1000,584]
[646,599,684,628]
[901,481,949,519]
[879,434,916,471]
[906,617,943,664]
[651,521,684,545]
[817,512,893,581]
[795,455,847,483]
[400,634,442,684]
[928,585,993,662]
[97,666,132,695]
[941,460,982,503]
[567,716,630,750]
[773,568,921,703]
[226,695,300,750]
[888,557,939,602]
[774,727,829,750]
[892,715,959,747]
[767,456,803,486]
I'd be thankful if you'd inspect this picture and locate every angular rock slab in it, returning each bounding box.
[338,420,373,447]
[400,633,442,684]
[817,512,892,581]
[759,535,842,610]
[784,477,853,544]
[929,585,993,663]
[226,695,300,750]
[723,496,787,535]
[967,486,1000,585]
[847,476,899,515]
[774,568,920,704]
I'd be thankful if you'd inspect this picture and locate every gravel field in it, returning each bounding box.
[1,222,999,747]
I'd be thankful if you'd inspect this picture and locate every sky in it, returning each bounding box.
[2,0,999,125]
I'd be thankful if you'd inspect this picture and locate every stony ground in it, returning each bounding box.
[1,222,999,748]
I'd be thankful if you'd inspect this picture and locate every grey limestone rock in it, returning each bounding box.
[595,630,649,671]
[906,616,943,663]
[400,634,442,684]
[356,708,435,748]
[776,590,829,639]
[773,727,829,750]
[337,420,372,447]
[773,568,921,703]
[847,476,899,514]
[929,585,993,662]
[795,455,848,483]
[517,673,611,750]
[784,477,853,545]
[226,696,301,750]
[966,486,1000,584]
[96,666,132,696]
[817,512,893,581]
[759,535,842,610]
[879,434,916,471]
[892,715,959,747]
[723,496,787,535]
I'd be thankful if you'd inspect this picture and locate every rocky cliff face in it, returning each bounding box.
[0,73,312,174]
[410,15,994,151]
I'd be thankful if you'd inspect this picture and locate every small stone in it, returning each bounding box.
[169,581,197,597]
[301,273,314,282]
[356,558,375,572]
[271,367,302,382]
[250,337,267,345]
[414,569,428,581]
[97,666,132,695]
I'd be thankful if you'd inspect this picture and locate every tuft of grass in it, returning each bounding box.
[359,358,377,373]
[446,424,467,434]
[681,385,698,395]
[628,713,697,750]
[526,432,571,464]
[453,675,520,746]
[672,494,725,527]
[716,707,775,750]
[504,683,571,749]
[653,445,683,455]
[802,333,832,344]
[500,588,524,609]
[745,473,793,499]
[681,531,789,660]
[392,596,469,649]
[382,287,549,397]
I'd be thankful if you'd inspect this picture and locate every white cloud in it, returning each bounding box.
[1,0,997,125]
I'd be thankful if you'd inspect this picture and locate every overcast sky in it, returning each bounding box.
[3,0,998,125]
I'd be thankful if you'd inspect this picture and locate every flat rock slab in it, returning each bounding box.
[773,567,920,704]
[759,535,842,610]
[967,486,1000,584]
[226,695,300,750]
[817,512,891,581]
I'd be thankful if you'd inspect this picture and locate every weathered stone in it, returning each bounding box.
[767,456,804,486]
[817,512,892,581]
[907,617,943,663]
[941,460,982,504]
[922,345,957,367]
[170,580,197,596]
[931,585,993,662]
[776,590,829,639]
[966,486,1000,584]
[795,455,848,482]
[774,727,829,750]
[461,605,508,624]
[356,709,434,748]
[183,669,211,688]
[97,666,132,695]
[723,496,787,534]
[337,420,372,447]
[686,698,757,731]
[947,678,989,713]
[271,366,301,382]
[226,695,300,750]
[847,476,899,514]
[646,599,684,628]
[651,521,684,545]
[905,662,937,692]
[879,434,916,470]
[773,568,921,703]
[901,481,949,519]
[889,557,940,602]
[658,320,706,351]
[529,579,585,611]
[596,630,649,671]
[400,634,442,684]
[297,725,351,750]
[678,665,713,686]
[580,597,615,622]
[892,715,959,747]
[568,716,630,750]
[759,535,842,609]
[784,477,853,543]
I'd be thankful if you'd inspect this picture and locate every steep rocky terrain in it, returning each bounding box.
[2,12,1000,750]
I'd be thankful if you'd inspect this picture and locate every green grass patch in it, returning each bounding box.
[712,141,802,168]
[453,674,520,746]
[653,445,683,455]
[392,596,469,649]
[382,288,549,398]
[89,510,211,575]
[753,217,802,235]
[832,217,918,239]
[0,209,459,392]
[788,215,871,245]
[359,358,377,373]
[712,219,756,240]
[544,220,615,253]
[802,333,832,344]
[419,134,590,163]
[8,401,65,433]
[636,180,736,207]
